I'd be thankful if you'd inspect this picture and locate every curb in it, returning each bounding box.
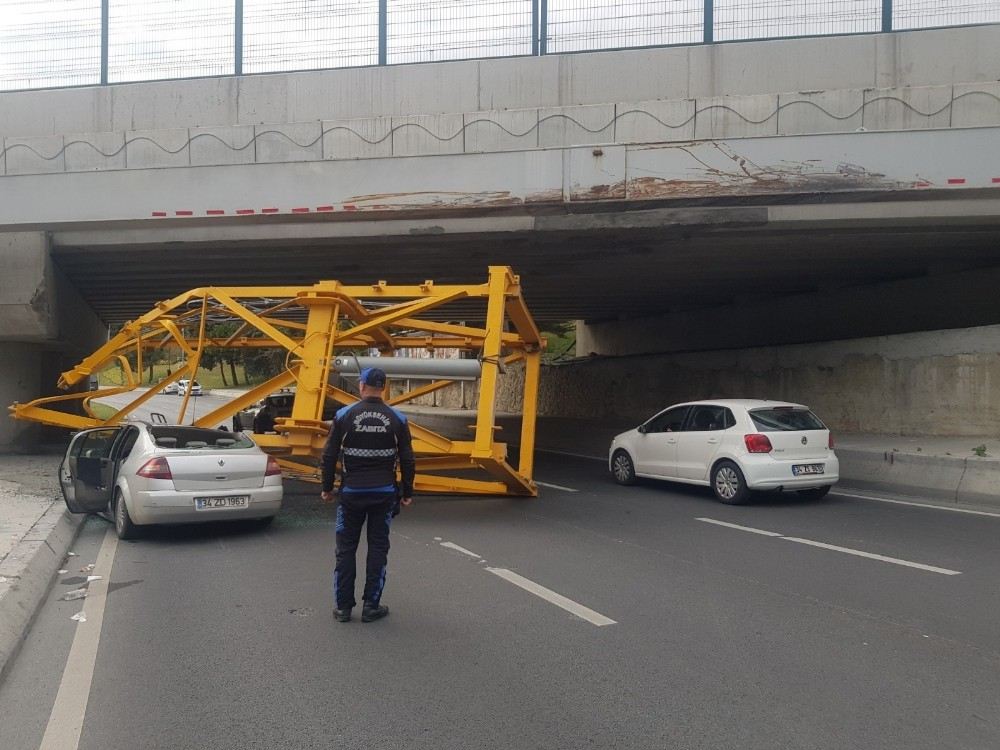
[836,449,1000,509]
[0,503,85,682]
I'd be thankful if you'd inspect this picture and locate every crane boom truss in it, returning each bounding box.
[9,266,543,497]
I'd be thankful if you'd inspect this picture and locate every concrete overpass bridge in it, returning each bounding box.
[3,23,1000,446]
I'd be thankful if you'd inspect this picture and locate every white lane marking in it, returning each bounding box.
[834,490,1000,519]
[534,448,605,462]
[439,541,481,559]
[695,517,784,537]
[535,481,579,493]
[39,526,119,750]
[780,537,962,576]
[486,568,616,627]
[696,517,961,576]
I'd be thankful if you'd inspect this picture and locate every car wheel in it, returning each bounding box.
[611,450,637,486]
[114,489,140,540]
[712,460,752,505]
[797,486,832,500]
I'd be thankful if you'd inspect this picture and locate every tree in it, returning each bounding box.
[144,348,168,384]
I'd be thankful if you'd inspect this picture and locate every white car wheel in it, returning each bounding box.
[712,461,751,505]
[611,450,636,486]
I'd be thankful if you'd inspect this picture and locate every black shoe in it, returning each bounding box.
[361,603,389,623]
[333,608,352,623]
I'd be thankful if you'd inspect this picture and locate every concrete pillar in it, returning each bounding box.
[0,232,106,451]
[0,343,44,450]
[0,232,57,342]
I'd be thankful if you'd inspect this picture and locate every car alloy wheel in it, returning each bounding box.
[611,451,636,485]
[712,460,751,505]
[114,490,139,540]
[715,466,740,500]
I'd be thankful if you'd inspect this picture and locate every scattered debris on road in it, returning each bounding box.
[61,588,87,601]
[70,612,87,623]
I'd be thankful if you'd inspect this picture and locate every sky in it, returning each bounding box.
[0,0,998,90]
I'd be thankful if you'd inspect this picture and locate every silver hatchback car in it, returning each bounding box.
[59,423,284,539]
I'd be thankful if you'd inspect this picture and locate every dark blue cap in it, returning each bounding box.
[359,367,386,388]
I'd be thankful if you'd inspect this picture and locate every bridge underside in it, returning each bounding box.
[51,192,1000,340]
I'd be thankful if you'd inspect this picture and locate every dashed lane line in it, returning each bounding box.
[694,518,784,537]
[695,517,962,576]
[486,568,617,627]
[439,541,482,558]
[535,481,579,493]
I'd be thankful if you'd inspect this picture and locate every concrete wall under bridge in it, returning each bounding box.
[488,325,1000,438]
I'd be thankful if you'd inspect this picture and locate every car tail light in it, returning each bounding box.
[265,456,282,477]
[137,457,172,480]
[744,434,773,453]
[828,433,835,450]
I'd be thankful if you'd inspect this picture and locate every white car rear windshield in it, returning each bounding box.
[749,408,825,432]
[150,427,253,450]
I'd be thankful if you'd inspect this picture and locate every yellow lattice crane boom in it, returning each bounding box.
[9,267,543,497]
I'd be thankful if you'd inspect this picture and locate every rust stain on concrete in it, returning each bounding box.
[627,142,911,199]
[525,188,564,204]
[346,190,521,208]
[569,181,626,201]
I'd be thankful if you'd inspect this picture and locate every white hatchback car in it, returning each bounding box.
[59,423,283,538]
[609,400,839,504]
[176,379,202,396]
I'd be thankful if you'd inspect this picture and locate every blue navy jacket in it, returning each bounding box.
[321,397,416,496]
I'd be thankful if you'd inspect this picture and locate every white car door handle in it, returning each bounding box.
[707,438,719,444]
[666,439,677,444]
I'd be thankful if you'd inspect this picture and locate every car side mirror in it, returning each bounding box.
[637,424,648,434]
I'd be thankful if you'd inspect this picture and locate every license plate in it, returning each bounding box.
[194,495,249,510]
[792,464,825,476]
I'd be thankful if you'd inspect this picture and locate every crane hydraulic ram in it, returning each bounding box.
[9,266,543,497]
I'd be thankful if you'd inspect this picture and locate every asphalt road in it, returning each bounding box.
[94,389,239,428]
[1,455,998,750]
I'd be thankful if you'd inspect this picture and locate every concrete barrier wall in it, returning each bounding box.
[490,324,1000,437]
[4,26,1000,177]
[4,81,1000,176]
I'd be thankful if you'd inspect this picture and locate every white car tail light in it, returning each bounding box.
[137,457,172,479]
[744,434,773,453]
[265,456,282,477]
[828,433,835,450]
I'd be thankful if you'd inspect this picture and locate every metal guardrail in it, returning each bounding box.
[1,0,998,91]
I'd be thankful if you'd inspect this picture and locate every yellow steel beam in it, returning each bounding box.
[472,267,508,458]
[518,350,541,480]
[387,379,456,406]
[192,369,298,429]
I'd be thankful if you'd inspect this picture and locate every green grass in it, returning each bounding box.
[89,402,117,420]
[98,362,262,389]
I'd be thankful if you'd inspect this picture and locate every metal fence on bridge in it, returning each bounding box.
[1,0,998,91]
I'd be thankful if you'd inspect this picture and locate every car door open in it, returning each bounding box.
[60,427,123,513]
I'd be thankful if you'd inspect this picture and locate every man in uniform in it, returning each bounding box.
[321,367,414,623]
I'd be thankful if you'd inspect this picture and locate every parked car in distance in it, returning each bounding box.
[176,379,202,396]
[609,399,839,504]
[232,388,338,432]
[160,382,179,395]
[58,423,284,539]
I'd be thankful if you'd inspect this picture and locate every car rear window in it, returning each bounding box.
[749,408,826,432]
[150,427,254,450]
